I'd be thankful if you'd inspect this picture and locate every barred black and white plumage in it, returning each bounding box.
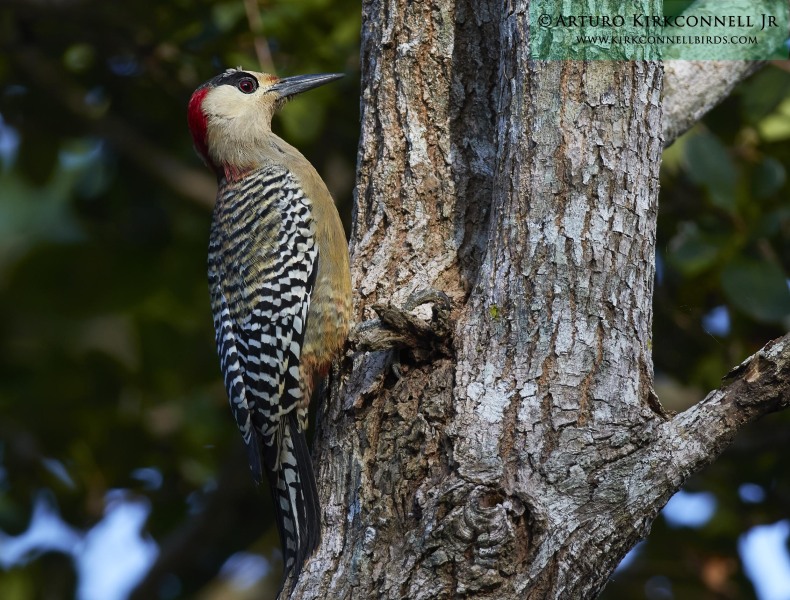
[209,170,317,448]
[208,168,320,575]
[189,68,352,581]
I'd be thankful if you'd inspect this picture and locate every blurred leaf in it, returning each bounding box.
[667,222,723,277]
[212,2,246,33]
[740,66,790,125]
[63,43,95,73]
[721,259,790,323]
[661,128,689,175]
[757,96,790,142]
[751,156,786,199]
[683,131,738,212]
[754,207,790,238]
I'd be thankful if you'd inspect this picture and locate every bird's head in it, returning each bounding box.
[187,68,343,175]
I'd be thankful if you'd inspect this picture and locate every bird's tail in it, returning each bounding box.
[266,411,321,580]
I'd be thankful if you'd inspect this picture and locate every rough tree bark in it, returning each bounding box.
[284,1,790,599]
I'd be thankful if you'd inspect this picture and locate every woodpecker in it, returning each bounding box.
[187,68,352,578]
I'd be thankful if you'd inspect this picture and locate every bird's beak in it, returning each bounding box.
[269,73,344,99]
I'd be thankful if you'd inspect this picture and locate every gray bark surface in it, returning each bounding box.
[284,1,790,598]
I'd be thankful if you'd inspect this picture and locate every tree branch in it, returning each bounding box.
[663,59,765,145]
[662,0,790,145]
[593,333,790,574]
[513,334,790,599]
[243,0,276,74]
[654,333,790,486]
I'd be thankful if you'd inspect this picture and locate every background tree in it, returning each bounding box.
[0,0,789,599]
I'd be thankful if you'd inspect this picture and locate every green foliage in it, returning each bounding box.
[722,258,790,323]
[0,0,359,596]
[683,131,738,212]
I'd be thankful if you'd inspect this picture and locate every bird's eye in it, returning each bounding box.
[237,78,257,94]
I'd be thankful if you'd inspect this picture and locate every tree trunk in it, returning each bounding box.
[287,1,790,598]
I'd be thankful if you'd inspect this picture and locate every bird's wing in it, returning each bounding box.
[208,167,319,478]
